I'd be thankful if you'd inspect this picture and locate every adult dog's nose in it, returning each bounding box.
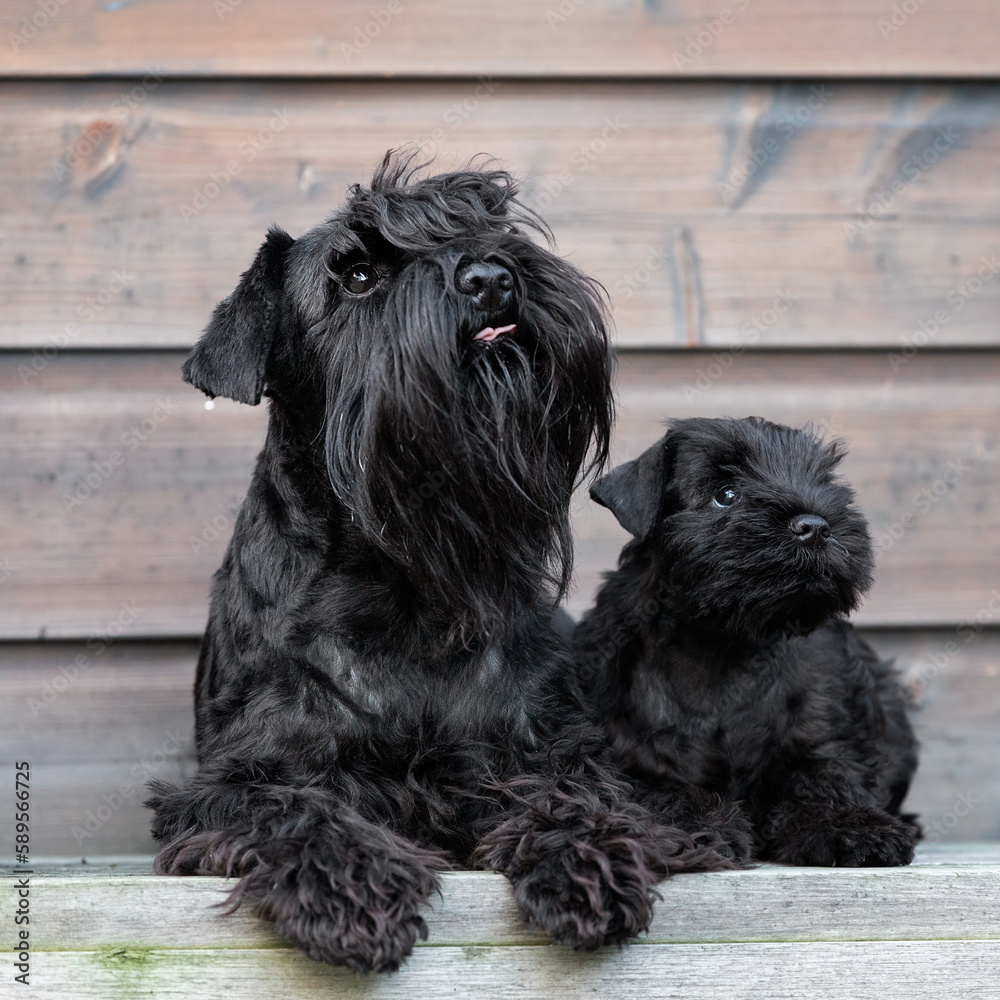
[789,513,831,549]
[456,261,514,312]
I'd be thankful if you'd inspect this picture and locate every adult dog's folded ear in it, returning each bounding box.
[182,226,296,405]
[589,435,667,539]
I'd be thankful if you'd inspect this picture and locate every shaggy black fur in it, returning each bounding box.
[147,153,735,974]
[573,417,921,867]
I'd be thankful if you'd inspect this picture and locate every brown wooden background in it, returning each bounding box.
[1,1,998,855]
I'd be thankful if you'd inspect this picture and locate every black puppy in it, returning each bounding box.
[574,416,920,867]
[147,154,731,974]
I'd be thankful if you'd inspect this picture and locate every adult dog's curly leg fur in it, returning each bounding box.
[474,771,738,950]
[147,778,448,974]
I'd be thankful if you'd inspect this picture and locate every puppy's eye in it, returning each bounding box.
[713,487,738,508]
[342,263,380,295]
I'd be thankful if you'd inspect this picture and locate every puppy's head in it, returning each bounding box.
[592,417,875,643]
[182,150,613,630]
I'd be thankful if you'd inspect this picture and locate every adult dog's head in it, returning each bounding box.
[183,151,614,633]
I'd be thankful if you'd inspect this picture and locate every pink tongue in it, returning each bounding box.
[473,323,517,342]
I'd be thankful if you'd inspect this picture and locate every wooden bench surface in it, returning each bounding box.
[4,845,999,999]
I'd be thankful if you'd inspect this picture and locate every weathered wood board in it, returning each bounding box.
[2,1,999,79]
[2,850,999,1000]
[12,941,1000,1000]
[10,849,1000,949]
[1,629,997,856]
[2,349,997,638]
[4,82,1000,350]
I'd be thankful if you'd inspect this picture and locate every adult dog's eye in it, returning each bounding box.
[713,487,738,508]
[342,263,380,295]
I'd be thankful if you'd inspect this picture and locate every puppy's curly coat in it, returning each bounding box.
[573,417,920,867]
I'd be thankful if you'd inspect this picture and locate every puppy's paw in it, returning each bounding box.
[768,805,919,867]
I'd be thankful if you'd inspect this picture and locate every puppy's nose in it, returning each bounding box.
[789,514,831,549]
[455,261,514,312]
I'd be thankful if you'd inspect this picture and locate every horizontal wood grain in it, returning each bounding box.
[3,349,996,638]
[2,1,999,79]
[19,943,1000,1000]
[1,627,998,855]
[10,848,1000,953]
[5,81,1000,349]
[4,851,1000,1000]
[1,760,192,859]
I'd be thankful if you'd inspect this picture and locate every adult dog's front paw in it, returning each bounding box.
[164,825,444,975]
[482,804,659,951]
[767,805,919,867]
[510,844,654,951]
[260,870,432,974]
[249,847,442,974]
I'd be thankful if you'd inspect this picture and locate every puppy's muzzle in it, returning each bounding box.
[789,513,831,549]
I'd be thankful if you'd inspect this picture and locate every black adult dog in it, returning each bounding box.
[147,154,731,974]
[573,417,920,867]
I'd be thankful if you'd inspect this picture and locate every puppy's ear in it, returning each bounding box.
[589,436,667,538]
[182,226,295,405]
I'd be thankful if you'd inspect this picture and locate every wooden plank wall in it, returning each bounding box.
[1,2,998,854]
[2,1,1000,77]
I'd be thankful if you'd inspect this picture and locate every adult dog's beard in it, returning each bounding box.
[323,264,612,639]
